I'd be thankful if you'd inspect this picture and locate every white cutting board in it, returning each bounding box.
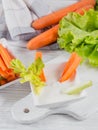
[11,56,98,124]
[30,56,85,108]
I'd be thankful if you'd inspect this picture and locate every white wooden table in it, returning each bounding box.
[0,46,98,130]
[0,0,98,129]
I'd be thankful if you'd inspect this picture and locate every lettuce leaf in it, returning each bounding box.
[57,9,98,67]
[10,58,45,95]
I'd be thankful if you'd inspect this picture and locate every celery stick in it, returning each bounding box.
[64,80,92,95]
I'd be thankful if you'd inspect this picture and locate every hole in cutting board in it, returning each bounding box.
[24,108,30,113]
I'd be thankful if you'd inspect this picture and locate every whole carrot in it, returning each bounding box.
[75,4,94,15]
[27,4,94,50]
[32,0,96,30]
[81,0,96,6]
[27,25,59,50]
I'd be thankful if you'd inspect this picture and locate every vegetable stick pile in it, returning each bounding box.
[27,0,96,50]
[0,44,17,86]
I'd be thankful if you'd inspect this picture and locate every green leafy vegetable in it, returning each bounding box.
[57,9,98,67]
[62,80,92,95]
[10,58,45,95]
[95,0,98,10]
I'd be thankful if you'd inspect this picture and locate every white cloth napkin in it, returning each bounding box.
[0,0,78,48]
[1,0,51,41]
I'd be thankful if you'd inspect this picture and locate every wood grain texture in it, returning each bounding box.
[0,47,98,129]
[0,0,98,129]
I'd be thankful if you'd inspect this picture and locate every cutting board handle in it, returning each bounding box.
[11,92,87,124]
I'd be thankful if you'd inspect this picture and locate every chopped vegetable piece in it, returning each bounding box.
[59,52,81,82]
[35,52,46,82]
[0,56,7,71]
[10,54,46,95]
[0,68,9,79]
[0,44,14,68]
[69,70,76,81]
[62,80,92,95]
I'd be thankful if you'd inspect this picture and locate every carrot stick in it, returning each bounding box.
[32,0,96,29]
[6,69,16,81]
[75,4,94,15]
[60,52,78,78]
[35,52,46,82]
[0,44,14,68]
[59,53,81,82]
[0,68,9,79]
[27,25,59,50]
[69,70,76,81]
[6,48,15,59]
[0,56,7,71]
[35,51,42,59]
[0,79,7,85]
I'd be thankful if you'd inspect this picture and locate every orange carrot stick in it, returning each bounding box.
[35,51,42,59]
[35,52,46,82]
[6,69,16,81]
[59,53,81,82]
[60,52,78,78]
[27,25,59,50]
[0,79,7,85]
[69,70,76,81]
[6,48,15,59]
[32,0,96,29]
[75,4,94,15]
[0,44,14,68]
[0,56,7,71]
[0,68,9,79]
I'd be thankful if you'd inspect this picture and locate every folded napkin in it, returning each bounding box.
[1,0,51,41]
[0,0,78,48]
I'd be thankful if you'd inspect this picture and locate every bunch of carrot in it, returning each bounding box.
[0,44,17,86]
[27,0,96,50]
